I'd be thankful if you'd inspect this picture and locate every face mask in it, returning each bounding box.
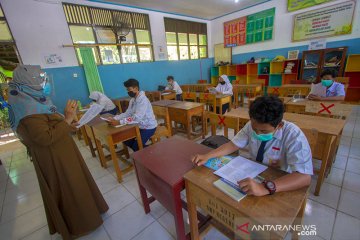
[321,79,333,87]
[220,81,226,85]
[128,91,136,98]
[42,83,51,96]
[252,131,274,142]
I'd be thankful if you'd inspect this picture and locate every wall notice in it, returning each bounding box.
[292,1,355,41]
[288,0,334,12]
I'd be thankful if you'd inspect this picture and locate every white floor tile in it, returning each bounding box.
[22,226,51,240]
[122,176,141,199]
[346,157,360,174]
[157,210,190,238]
[95,174,119,194]
[131,221,174,240]
[78,226,110,240]
[349,138,360,159]
[337,145,350,157]
[332,155,348,170]
[9,161,35,178]
[338,189,360,219]
[6,170,38,190]
[4,179,40,204]
[88,165,110,180]
[136,198,167,220]
[309,182,341,209]
[324,168,345,187]
[1,191,43,224]
[340,136,352,146]
[303,199,336,240]
[102,185,136,218]
[0,207,47,240]
[103,201,155,240]
[342,171,360,194]
[332,211,360,240]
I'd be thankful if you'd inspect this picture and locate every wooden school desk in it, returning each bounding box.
[194,93,232,114]
[92,122,143,182]
[280,84,311,97]
[225,108,346,196]
[185,167,309,240]
[248,97,293,107]
[233,84,262,107]
[168,101,205,139]
[181,84,213,92]
[151,100,179,107]
[161,92,176,100]
[132,137,211,240]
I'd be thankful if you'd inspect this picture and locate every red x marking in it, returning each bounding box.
[186,92,191,98]
[218,115,226,126]
[272,88,279,94]
[203,93,209,100]
[318,103,335,114]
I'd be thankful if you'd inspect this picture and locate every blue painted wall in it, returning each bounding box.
[45,38,360,113]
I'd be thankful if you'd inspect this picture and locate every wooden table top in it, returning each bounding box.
[151,100,179,107]
[249,97,293,103]
[132,137,211,187]
[194,93,232,99]
[168,101,204,110]
[226,107,346,136]
[184,166,308,237]
[233,84,261,88]
[281,84,311,88]
[92,121,138,137]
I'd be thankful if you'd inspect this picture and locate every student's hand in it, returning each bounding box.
[64,100,78,125]
[238,178,269,196]
[192,154,209,166]
[69,122,79,131]
[107,117,119,126]
[308,94,323,101]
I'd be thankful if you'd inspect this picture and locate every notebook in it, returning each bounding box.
[204,156,233,170]
[213,178,247,202]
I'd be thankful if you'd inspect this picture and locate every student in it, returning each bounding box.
[308,69,345,101]
[164,75,183,100]
[215,74,233,114]
[89,91,118,115]
[108,78,157,151]
[192,96,313,196]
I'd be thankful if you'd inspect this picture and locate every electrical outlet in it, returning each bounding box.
[73,73,78,78]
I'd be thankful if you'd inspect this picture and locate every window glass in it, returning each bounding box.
[135,29,150,44]
[95,28,116,43]
[189,34,198,46]
[0,7,4,17]
[121,46,138,63]
[70,26,95,44]
[190,46,198,59]
[166,32,177,45]
[199,46,207,58]
[199,34,207,45]
[138,46,152,62]
[0,21,12,41]
[99,46,120,64]
[179,46,189,60]
[121,31,135,44]
[178,33,188,45]
[167,46,178,61]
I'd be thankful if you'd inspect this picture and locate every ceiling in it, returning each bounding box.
[94,0,271,20]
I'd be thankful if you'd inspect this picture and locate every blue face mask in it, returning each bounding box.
[321,79,333,87]
[252,131,274,142]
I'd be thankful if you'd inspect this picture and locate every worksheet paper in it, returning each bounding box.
[76,103,103,128]
[309,83,326,97]
[214,156,268,185]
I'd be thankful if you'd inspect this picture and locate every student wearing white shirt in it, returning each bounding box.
[308,69,345,101]
[89,91,117,115]
[192,96,313,196]
[108,79,157,151]
[215,74,233,114]
[164,75,183,100]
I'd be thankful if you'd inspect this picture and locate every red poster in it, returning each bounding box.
[224,16,247,47]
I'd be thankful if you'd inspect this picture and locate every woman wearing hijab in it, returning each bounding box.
[215,74,233,114]
[89,91,118,115]
[7,65,108,240]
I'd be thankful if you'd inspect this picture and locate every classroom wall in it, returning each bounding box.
[209,0,360,59]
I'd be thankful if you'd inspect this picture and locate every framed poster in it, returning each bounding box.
[288,0,334,12]
[224,8,275,48]
[288,50,299,60]
[293,1,355,42]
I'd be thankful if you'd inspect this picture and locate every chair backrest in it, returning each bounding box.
[151,105,172,144]
[301,128,318,153]
[182,92,197,102]
[181,85,190,92]
[305,101,353,119]
[206,112,240,138]
[152,105,171,129]
[152,91,162,101]
[145,91,154,102]
[112,99,123,114]
[336,77,349,85]
[199,93,216,112]
[198,80,207,84]
[267,87,282,96]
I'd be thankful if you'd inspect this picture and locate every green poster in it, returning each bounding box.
[288,0,334,12]
[246,8,275,44]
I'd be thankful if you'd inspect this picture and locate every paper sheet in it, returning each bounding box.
[208,87,217,94]
[214,156,268,185]
[309,83,326,97]
[76,103,103,128]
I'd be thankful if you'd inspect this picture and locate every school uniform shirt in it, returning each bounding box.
[325,82,345,97]
[165,81,183,95]
[231,121,313,175]
[215,75,233,95]
[114,91,157,130]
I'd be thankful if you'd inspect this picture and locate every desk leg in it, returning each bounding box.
[107,136,123,182]
[202,110,205,139]
[173,186,187,240]
[315,136,333,196]
[185,181,199,240]
[292,197,307,240]
[219,102,223,115]
[186,114,191,139]
[135,127,144,150]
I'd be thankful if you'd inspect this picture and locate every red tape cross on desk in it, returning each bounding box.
[272,88,279,94]
[318,103,335,114]
[218,115,226,126]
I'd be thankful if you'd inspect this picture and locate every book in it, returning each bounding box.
[213,178,247,202]
[204,156,233,170]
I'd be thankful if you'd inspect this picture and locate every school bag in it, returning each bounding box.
[201,135,230,149]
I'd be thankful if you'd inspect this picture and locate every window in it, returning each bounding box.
[63,3,153,65]
[164,18,207,61]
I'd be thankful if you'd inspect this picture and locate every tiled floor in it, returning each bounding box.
[1,106,360,240]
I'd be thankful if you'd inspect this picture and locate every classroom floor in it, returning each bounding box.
[1,107,360,240]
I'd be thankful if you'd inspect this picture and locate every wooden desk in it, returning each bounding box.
[132,137,211,240]
[233,84,262,107]
[112,97,131,112]
[216,94,232,114]
[92,122,143,182]
[181,84,213,92]
[185,167,309,240]
[151,100,179,107]
[226,108,346,195]
[248,97,293,107]
[168,102,205,139]
[161,92,176,100]
[280,84,311,97]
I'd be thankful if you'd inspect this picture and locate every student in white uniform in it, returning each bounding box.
[192,96,313,196]
[164,75,183,100]
[215,74,233,114]
[108,78,157,151]
[308,69,345,101]
[89,91,118,115]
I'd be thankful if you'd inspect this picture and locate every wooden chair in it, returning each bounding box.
[181,85,190,92]
[198,80,207,84]
[150,105,172,144]
[267,87,282,97]
[206,112,240,138]
[305,101,353,120]
[336,77,349,85]
[84,124,107,167]
[145,91,154,102]
[182,92,197,102]
[199,93,216,112]
[112,99,123,114]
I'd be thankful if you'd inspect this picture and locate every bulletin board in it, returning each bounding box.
[288,0,334,12]
[214,43,232,65]
[223,8,275,48]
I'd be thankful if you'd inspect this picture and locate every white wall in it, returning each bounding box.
[209,0,360,57]
[0,0,211,68]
